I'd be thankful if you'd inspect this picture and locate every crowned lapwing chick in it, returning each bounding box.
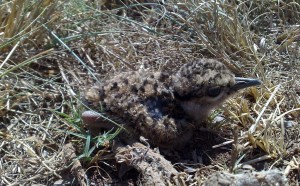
[82,59,261,147]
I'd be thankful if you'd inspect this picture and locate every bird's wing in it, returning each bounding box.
[84,71,191,146]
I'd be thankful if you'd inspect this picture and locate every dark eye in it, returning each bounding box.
[207,87,222,97]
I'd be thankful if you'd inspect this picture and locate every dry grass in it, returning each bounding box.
[0,0,299,185]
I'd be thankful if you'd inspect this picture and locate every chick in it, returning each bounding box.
[82,59,261,147]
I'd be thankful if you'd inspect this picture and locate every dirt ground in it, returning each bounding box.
[0,0,299,185]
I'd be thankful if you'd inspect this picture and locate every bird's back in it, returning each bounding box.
[89,70,191,147]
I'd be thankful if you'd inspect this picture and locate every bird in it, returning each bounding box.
[82,59,261,148]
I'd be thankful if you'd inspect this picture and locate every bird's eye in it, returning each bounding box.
[207,86,222,97]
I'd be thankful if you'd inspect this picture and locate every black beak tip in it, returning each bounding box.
[233,77,262,91]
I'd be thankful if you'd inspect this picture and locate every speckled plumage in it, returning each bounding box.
[82,59,260,147]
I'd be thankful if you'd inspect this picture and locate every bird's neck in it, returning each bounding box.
[179,99,215,122]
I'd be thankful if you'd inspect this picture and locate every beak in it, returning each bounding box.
[232,77,261,91]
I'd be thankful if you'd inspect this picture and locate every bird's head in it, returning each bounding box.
[172,59,261,121]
